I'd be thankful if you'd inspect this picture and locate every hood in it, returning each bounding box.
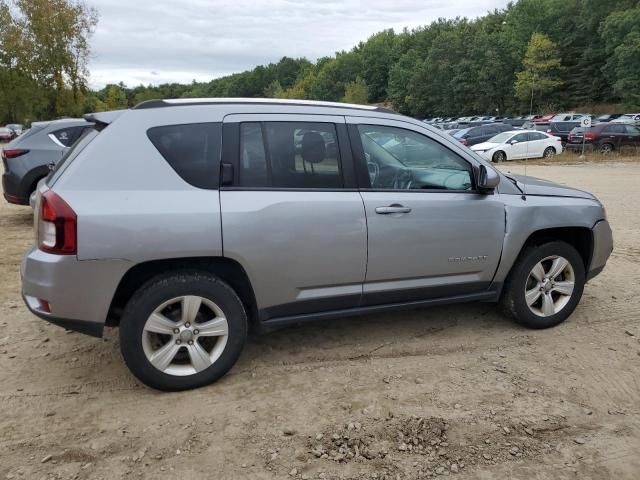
[471,141,499,151]
[509,174,596,199]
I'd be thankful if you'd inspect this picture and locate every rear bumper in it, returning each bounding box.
[2,169,30,205]
[565,143,594,152]
[587,220,613,281]
[21,246,133,336]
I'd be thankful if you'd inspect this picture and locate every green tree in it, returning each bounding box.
[514,33,563,111]
[342,77,368,104]
[600,6,640,108]
[264,79,284,98]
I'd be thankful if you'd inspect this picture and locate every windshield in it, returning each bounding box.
[486,132,513,144]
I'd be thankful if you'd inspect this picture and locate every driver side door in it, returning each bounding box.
[508,132,529,159]
[347,117,505,306]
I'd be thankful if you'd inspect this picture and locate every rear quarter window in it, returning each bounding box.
[147,123,222,189]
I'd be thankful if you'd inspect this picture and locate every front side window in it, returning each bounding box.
[511,133,529,143]
[625,125,640,135]
[238,122,342,189]
[357,125,473,191]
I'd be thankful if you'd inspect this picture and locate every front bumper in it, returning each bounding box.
[587,219,613,281]
[21,246,132,337]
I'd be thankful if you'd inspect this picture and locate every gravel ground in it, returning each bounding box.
[1,162,639,479]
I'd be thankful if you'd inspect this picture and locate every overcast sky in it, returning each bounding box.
[88,0,511,89]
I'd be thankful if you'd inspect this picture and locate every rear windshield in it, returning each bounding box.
[48,127,99,186]
[147,123,222,189]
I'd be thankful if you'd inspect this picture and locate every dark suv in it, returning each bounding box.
[546,121,581,146]
[566,123,640,153]
[452,123,512,146]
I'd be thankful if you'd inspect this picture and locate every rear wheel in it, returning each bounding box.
[492,150,506,163]
[600,143,614,154]
[543,147,556,158]
[119,272,247,391]
[501,241,585,329]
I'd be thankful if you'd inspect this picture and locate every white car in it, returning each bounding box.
[611,113,640,126]
[470,130,563,162]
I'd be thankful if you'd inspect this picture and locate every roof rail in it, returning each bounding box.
[132,97,397,114]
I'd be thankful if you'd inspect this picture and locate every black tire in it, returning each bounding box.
[500,241,585,329]
[119,271,247,391]
[492,150,506,163]
[600,143,614,154]
[543,146,556,158]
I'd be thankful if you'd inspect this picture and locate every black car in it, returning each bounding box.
[546,121,581,146]
[452,123,513,147]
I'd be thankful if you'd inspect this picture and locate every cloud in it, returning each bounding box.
[88,0,510,88]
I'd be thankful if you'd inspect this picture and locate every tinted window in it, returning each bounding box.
[357,125,473,191]
[238,122,342,189]
[604,124,625,134]
[147,123,221,189]
[625,125,640,135]
[50,126,88,147]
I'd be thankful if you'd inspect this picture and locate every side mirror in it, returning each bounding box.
[509,139,518,145]
[478,165,500,193]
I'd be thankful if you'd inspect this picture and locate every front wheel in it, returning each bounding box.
[500,241,585,329]
[119,272,247,391]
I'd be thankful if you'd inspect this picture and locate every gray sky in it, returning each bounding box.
[88,0,510,88]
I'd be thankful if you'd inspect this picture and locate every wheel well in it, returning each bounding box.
[106,257,258,328]
[521,227,593,271]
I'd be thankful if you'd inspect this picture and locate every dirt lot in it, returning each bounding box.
[1,161,639,479]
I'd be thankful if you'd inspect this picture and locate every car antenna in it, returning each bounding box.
[522,150,527,201]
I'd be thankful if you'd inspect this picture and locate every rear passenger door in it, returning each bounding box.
[526,131,548,157]
[602,124,625,149]
[220,114,367,321]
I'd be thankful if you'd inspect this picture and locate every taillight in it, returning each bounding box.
[38,191,77,255]
[1,148,29,159]
[585,133,595,141]
[546,129,553,134]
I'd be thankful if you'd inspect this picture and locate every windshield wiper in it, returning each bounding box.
[502,172,525,193]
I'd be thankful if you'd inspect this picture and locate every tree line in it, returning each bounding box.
[1,0,639,124]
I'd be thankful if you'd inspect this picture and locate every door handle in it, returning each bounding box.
[375,204,412,214]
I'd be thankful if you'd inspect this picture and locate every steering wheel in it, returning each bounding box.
[393,169,414,190]
[367,161,379,186]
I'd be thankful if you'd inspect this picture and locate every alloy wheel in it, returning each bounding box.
[142,296,229,376]
[524,255,575,317]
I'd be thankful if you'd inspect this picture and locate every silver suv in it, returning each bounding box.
[20,99,613,391]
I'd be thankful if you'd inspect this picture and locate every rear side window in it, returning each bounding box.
[604,124,625,134]
[50,126,88,147]
[147,123,221,189]
[238,122,342,189]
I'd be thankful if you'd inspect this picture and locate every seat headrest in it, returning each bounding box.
[301,132,326,164]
